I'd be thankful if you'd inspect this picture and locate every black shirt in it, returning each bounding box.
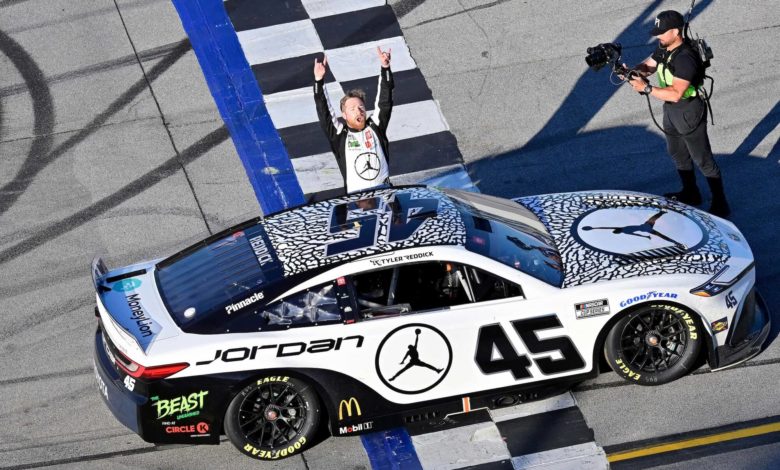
[651,42,703,86]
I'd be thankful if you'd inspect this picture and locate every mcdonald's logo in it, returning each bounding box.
[338,397,361,420]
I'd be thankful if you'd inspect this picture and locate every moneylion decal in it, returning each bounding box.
[375,324,452,395]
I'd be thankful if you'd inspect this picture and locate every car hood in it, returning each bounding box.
[514,191,745,288]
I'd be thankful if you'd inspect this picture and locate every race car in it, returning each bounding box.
[91,185,770,460]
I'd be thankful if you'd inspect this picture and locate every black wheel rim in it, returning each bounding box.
[619,308,690,373]
[238,382,308,449]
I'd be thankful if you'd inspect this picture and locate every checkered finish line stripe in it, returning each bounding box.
[223,0,466,196]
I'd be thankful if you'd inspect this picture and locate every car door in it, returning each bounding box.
[342,252,589,405]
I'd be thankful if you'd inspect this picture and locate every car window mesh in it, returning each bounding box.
[263,284,341,326]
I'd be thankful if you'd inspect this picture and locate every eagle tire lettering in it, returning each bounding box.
[604,304,702,386]
[224,376,319,460]
[475,315,584,379]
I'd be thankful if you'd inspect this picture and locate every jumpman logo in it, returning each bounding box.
[582,210,684,247]
[355,152,380,180]
[388,328,443,381]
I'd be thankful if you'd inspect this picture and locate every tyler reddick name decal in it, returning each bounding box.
[369,251,433,268]
[249,234,273,267]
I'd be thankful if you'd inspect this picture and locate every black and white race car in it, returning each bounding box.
[92,186,770,460]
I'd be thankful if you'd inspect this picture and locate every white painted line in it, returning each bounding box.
[237,20,323,65]
[291,152,345,194]
[265,82,345,129]
[510,442,608,470]
[327,36,417,82]
[751,125,780,158]
[301,0,385,18]
[386,100,449,141]
[412,422,512,470]
[490,392,577,423]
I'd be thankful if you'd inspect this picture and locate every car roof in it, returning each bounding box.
[158,185,467,284]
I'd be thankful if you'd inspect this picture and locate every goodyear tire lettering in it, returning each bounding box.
[604,304,702,386]
[227,379,316,460]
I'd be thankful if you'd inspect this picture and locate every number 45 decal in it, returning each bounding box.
[475,315,585,379]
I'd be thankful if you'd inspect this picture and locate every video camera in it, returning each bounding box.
[585,42,638,80]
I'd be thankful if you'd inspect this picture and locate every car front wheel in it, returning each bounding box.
[605,303,702,386]
[224,375,320,460]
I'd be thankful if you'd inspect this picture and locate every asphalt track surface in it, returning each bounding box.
[1,0,778,469]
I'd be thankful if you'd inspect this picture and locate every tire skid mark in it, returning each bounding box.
[0,28,55,204]
[0,367,92,387]
[0,126,229,266]
[0,430,131,453]
[0,40,191,99]
[0,384,94,421]
[0,296,91,342]
[404,0,511,29]
[0,38,190,219]
[2,0,160,36]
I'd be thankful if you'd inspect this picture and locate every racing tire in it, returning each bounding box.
[224,375,320,460]
[604,304,702,386]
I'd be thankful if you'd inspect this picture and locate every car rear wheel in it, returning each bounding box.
[224,375,320,460]
[604,304,702,386]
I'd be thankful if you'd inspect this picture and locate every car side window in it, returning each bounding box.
[353,261,474,319]
[464,265,524,302]
[261,282,342,327]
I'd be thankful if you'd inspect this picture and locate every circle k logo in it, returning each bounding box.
[196,422,209,434]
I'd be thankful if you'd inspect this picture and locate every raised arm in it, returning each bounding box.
[313,55,342,144]
[371,46,394,133]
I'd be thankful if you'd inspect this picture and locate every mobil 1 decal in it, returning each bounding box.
[475,315,585,379]
[571,207,707,259]
[375,324,452,394]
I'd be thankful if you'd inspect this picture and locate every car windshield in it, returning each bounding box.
[442,189,563,287]
[155,222,283,326]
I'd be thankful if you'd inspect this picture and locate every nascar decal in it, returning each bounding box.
[263,187,466,276]
[517,192,730,287]
[574,299,610,319]
[375,324,452,395]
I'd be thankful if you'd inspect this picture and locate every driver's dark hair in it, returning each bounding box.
[340,89,366,111]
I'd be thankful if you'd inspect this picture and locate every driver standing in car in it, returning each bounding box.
[313,47,394,194]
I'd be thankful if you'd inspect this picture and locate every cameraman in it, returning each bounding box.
[627,10,729,217]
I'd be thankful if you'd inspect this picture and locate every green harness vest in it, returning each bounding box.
[657,47,698,99]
